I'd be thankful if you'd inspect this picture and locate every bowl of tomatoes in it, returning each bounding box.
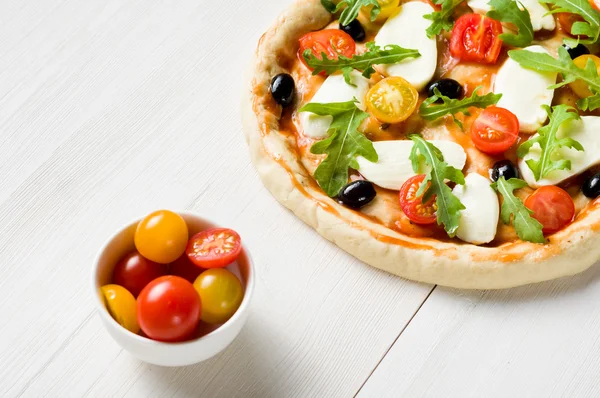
[92,210,255,367]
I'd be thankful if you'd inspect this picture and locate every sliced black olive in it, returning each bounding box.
[340,20,366,42]
[583,173,600,198]
[337,180,376,209]
[270,73,295,107]
[490,160,519,182]
[427,79,464,103]
[562,43,590,60]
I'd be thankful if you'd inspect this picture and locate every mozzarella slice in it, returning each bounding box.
[299,71,370,139]
[356,140,467,190]
[452,173,500,245]
[467,0,555,31]
[520,116,600,188]
[374,1,437,91]
[494,45,557,133]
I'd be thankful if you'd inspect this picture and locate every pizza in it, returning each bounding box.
[243,0,600,289]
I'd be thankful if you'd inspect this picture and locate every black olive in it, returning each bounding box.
[562,43,590,60]
[270,73,295,107]
[427,79,464,103]
[583,173,600,198]
[340,20,366,42]
[490,160,519,182]
[337,180,376,209]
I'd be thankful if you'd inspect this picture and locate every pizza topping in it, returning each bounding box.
[491,177,545,243]
[321,0,381,26]
[562,43,591,59]
[468,0,554,32]
[517,105,583,181]
[569,54,600,99]
[399,174,438,225]
[426,79,463,102]
[337,180,377,208]
[299,100,377,197]
[423,0,463,37]
[408,134,466,236]
[470,106,519,155]
[302,42,421,85]
[496,45,557,132]
[366,76,419,124]
[452,173,500,245]
[542,0,600,45]
[374,1,438,90]
[340,19,366,42]
[490,160,519,182]
[485,0,534,47]
[299,30,356,72]
[450,14,503,64]
[583,173,600,198]
[419,86,501,129]
[525,186,575,234]
[270,73,295,108]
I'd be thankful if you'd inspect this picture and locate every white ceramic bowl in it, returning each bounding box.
[92,211,255,367]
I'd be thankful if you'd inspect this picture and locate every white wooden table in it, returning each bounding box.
[2,1,600,396]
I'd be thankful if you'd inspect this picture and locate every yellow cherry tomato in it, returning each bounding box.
[101,284,140,334]
[362,0,401,22]
[134,210,188,264]
[366,76,418,124]
[193,269,244,325]
[569,54,600,98]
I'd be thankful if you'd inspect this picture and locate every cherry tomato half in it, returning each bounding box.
[366,76,419,124]
[112,251,168,297]
[591,0,600,11]
[298,30,356,71]
[525,186,575,234]
[556,12,585,36]
[134,210,189,264]
[101,284,140,334]
[170,254,205,283]
[570,55,600,98]
[361,0,401,21]
[399,175,437,225]
[137,276,201,342]
[450,14,503,64]
[193,269,244,325]
[186,228,242,269]
[470,106,519,155]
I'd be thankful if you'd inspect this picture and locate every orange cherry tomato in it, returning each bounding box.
[134,210,188,264]
[450,14,503,64]
[556,12,585,35]
[101,284,140,334]
[570,55,600,98]
[298,30,356,71]
[186,228,242,269]
[525,186,575,234]
[470,106,520,155]
[399,175,437,225]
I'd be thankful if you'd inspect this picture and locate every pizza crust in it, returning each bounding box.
[242,0,600,289]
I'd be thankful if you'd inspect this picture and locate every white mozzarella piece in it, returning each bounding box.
[494,45,557,133]
[299,71,370,139]
[356,140,467,191]
[452,173,500,245]
[520,116,600,188]
[467,0,555,31]
[374,1,437,91]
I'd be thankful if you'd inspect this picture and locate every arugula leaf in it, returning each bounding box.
[408,134,466,236]
[490,177,545,243]
[303,42,421,85]
[419,87,502,128]
[541,0,600,45]
[508,46,600,111]
[486,0,534,47]
[322,0,381,26]
[299,100,378,197]
[517,105,583,181]
[424,0,463,37]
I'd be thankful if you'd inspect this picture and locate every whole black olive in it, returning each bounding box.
[337,180,376,209]
[490,160,519,182]
[582,173,600,198]
[340,19,366,42]
[427,79,464,102]
[270,73,295,107]
[562,43,590,60]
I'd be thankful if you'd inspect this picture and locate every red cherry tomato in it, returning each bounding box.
[556,13,584,36]
[298,30,356,71]
[137,276,201,342]
[399,175,437,225]
[170,254,204,283]
[450,14,503,64]
[525,186,575,234]
[112,251,168,297]
[470,106,520,155]
[591,0,600,11]
[186,228,242,269]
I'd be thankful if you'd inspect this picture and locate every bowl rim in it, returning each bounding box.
[91,210,256,347]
